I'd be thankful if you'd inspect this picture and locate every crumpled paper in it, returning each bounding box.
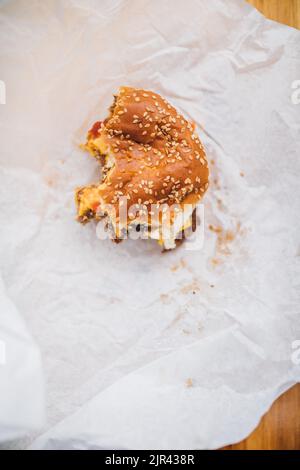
[0,0,299,450]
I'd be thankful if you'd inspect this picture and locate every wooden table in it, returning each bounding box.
[223,0,300,450]
[247,0,300,28]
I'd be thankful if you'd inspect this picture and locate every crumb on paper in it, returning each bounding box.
[46,178,54,187]
[209,224,222,234]
[160,293,170,303]
[170,258,187,272]
[213,178,221,190]
[186,378,193,388]
[180,280,200,295]
[240,171,244,177]
[209,222,242,257]
[216,198,227,213]
[164,308,187,331]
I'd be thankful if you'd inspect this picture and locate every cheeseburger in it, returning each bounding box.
[75,86,209,250]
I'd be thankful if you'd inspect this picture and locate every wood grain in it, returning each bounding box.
[247,0,300,28]
[223,0,300,450]
[223,385,300,449]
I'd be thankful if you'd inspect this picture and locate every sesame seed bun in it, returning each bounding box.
[75,86,209,247]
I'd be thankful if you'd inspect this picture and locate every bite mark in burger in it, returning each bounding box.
[75,86,209,250]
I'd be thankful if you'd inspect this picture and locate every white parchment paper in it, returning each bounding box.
[0,0,300,449]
